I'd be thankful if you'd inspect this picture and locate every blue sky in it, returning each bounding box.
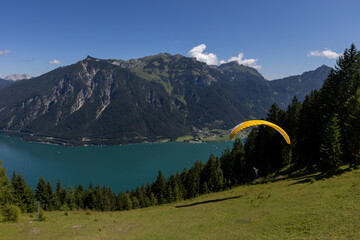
[1,0,359,80]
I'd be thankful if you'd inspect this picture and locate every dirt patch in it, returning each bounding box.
[29,228,40,234]
[275,175,288,180]
[233,218,254,224]
[116,223,134,233]
[72,225,83,229]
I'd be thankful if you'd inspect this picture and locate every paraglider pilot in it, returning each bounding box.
[253,167,259,178]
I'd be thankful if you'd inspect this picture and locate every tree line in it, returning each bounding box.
[1,44,360,214]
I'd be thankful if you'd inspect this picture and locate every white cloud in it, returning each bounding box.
[188,44,219,65]
[220,53,261,69]
[307,49,341,59]
[49,59,62,64]
[188,44,261,69]
[0,49,11,56]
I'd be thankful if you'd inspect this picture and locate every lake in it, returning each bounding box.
[0,135,233,193]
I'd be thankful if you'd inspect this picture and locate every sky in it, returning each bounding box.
[1,0,360,80]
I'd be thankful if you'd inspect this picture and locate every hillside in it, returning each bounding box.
[0,54,331,146]
[1,167,359,239]
[0,79,12,90]
[269,65,332,107]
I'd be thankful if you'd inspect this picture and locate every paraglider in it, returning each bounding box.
[229,120,291,144]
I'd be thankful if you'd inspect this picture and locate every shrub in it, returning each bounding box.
[85,210,91,215]
[1,204,21,222]
[37,208,46,221]
[64,211,69,216]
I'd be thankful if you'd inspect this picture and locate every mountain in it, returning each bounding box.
[0,54,331,146]
[4,74,32,81]
[0,78,13,90]
[268,65,332,107]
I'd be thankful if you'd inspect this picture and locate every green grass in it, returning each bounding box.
[1,168,360,239]
[202,135,229,142]
[175,135,194,142]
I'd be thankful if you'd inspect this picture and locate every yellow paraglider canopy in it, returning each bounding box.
[229,120,291,144]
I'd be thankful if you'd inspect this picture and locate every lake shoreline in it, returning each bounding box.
[0,128,241,147]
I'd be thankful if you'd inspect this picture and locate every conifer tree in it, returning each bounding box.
[343,89,360,166]
[131,195,140,209]
[55,179,67,209]
[154,170,167,204]
[179,167,188,198]
[35,177,47,210]
[123,192,133,210]
[220,145,237,186]
[116,192,125,211]
[0,161,13,207]
[66,186,75,210]
[231,139,250,183]
[202,154,224,192]
[149,192,157,206]
[319,114,343,171]
[74,184,84,209]
[186,161,203,198]
[11,172,35,213]
[284,96,302,165]
[45,180,56,210]
[84,184,95,210]
[295,91,322,168]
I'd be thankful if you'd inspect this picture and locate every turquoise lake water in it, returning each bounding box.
[0,135,233,193]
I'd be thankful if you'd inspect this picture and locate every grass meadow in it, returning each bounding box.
[1,168,359,239]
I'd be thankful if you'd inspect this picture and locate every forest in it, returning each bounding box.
[0,44,359,220]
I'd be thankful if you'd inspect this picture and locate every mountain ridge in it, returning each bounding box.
[0,54,331,145]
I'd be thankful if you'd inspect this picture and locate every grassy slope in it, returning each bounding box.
[1,168,359,240]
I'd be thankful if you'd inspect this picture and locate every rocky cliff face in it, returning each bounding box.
[0,54,331,145]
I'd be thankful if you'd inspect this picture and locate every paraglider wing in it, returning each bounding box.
[229,120,291,144]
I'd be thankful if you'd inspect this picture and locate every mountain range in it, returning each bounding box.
[0,54,331,145]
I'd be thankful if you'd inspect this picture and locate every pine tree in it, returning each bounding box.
[93,184,103,211]
[0,161,13,207]
[179,167,188,198]
[154,170,167,204]
[186,161,203,198]
[149,192,157,206]
[266,103,287,171]
[343,89,360,166]
[284,96,302,165]
[74,184,84,209]
[116,192,125,211]
[220,146,236,185]
[244,129,259,177]
[66,186,75,210]
[295,91,323,168]
[123,192,132,210]
[231,139,251,183]
[55,179,67,209]
[319,114,343,171]
[202,155,224,192]
[11,172,35,213]
[35,177,47,210]
[45,181,56,210]
[84,184,95,210]
[131,195,140,209]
